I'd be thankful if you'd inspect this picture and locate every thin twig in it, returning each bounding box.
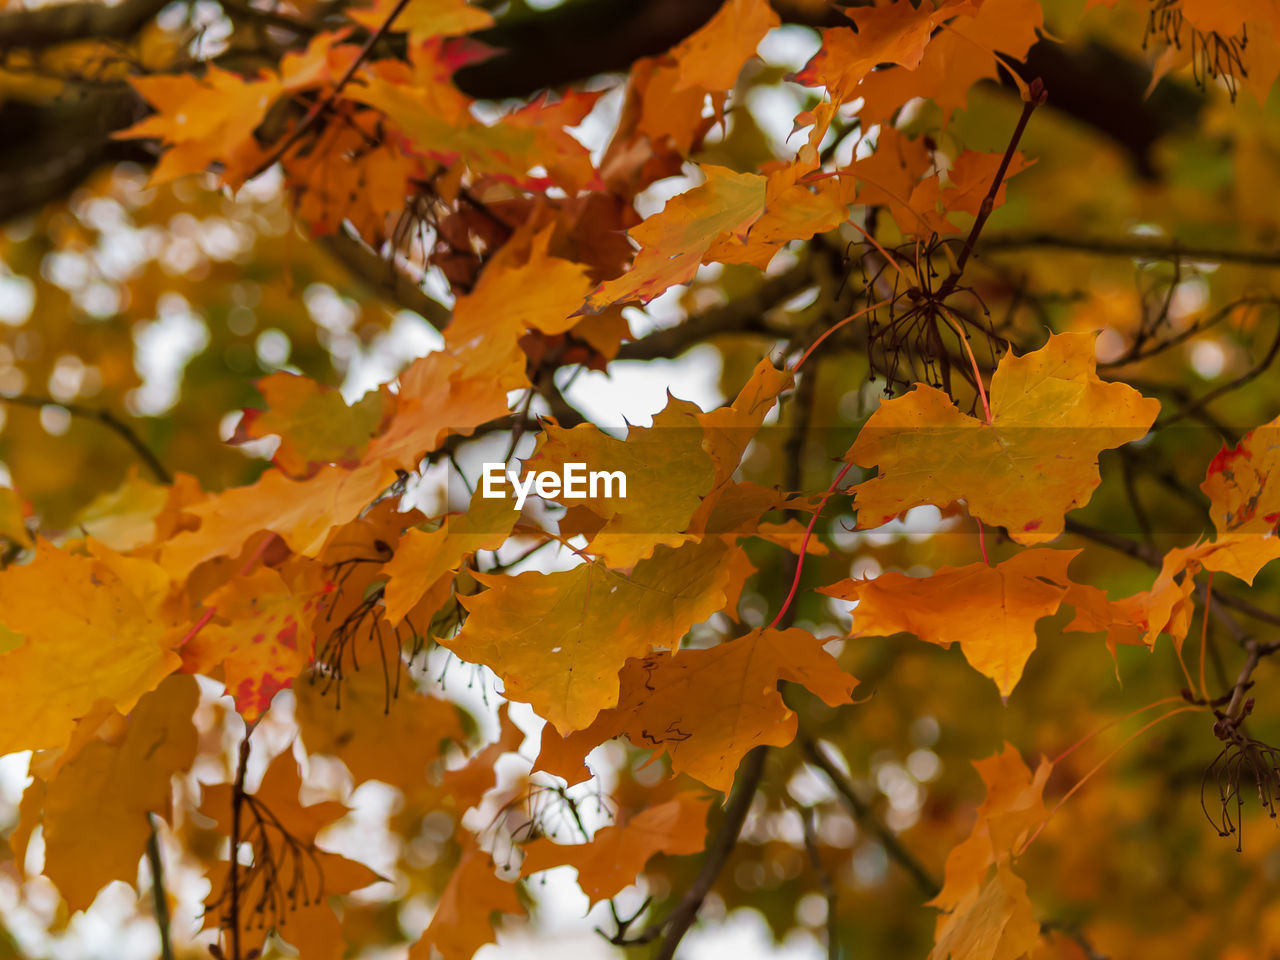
[1,393,170,483]
[227,735,251,960]
[145,814,174,960]
[643,746,769,959]
[980,233,1280,268]
[247,0,412,179]
[800,806,839,960]
[800,737,941,899]
[939,77,1046,295]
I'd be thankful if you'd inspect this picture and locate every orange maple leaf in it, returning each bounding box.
[820,549,1079,700]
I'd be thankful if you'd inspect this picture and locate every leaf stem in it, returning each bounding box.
[767,461,853,630]
[1019,705,1201,856]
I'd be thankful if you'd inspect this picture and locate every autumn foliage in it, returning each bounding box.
[6,0,1280,958]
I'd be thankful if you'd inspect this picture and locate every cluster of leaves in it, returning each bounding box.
[7,0,1280,958]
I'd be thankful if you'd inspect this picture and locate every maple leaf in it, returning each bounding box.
[581,165,767,312]
[444,224,595,352]
[381,487,518,625]
[350,49,601,193]
[296,664,464,786]
[347,0,494,45]
[930,863,1041,960]
[361,348,522,472]
[854,0,1044,126]
[669,0,779,92]
[820,549,1079,700]
[521,791,711,902]
[160,461,398,578]
[848,331,1160,544]
[232,373,391,479]
[39,675,198,912]
[409,843,525,960]
[116,65,280,185]
[535,627,859,792]
[705,162,857,268]
[794,0,977,103]
[527,396,716,566]
[182,565,323,720]
[930,744,1051,960]
[71,468,168,551]
[0,539,182,753]
[1198,415,1280,582]
[450,538,746,733]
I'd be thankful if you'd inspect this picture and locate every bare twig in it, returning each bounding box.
[227,735,251,960]
[800,737,941,899]
[636,746,769,959]
[980,233,1280,268]
[0,393,170,483]
[145,814,174,960]
[616,260,812,361]
[1040,920,1110,960]
[800,806,839,960]
[248,0,412,179]
[1154,305,1280,429]
[939,77,1046,295]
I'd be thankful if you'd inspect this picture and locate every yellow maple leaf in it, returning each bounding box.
[848,331,1160,545]
[0,539,181,753]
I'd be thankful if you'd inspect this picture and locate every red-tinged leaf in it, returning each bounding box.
[182,566,321,720]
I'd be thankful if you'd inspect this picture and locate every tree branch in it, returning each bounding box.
[145,813,175,960]
[227,734,251,960]
[616,260,812,361]
[0,393,171,483]
[979,234,1280,268]
[318,228,451,331]
[0,0,170,49]
[800,806,839,960]
[639,745,769,959]
[801,737,941,900]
